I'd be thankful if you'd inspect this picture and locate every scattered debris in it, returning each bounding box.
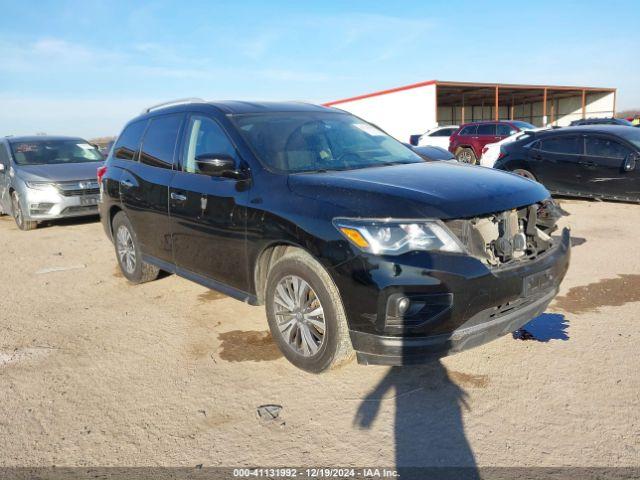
[513,329,536,341]
[36,264,86,274]
[257,404,282,421]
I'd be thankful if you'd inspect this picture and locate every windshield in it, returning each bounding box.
[512,121,536,130]
[9,139,104,166]
[231,112,424,173]
[619,128,640,149]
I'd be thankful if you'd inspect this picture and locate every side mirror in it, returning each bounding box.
[624,153,637,172]
[195,154,242,178]
[0,164,5,172]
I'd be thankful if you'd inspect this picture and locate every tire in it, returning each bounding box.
[265,248,354,373]
[11,191,37,231]
[513,168,537,181]
[112,211,159,284]
[455,147,477,165]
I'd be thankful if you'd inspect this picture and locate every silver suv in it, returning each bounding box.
[0,136,104,230]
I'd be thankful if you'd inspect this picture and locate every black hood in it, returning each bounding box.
[288,162,550,219]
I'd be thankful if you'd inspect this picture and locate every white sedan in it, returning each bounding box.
[479,128,548,167]
[417,125,459,149]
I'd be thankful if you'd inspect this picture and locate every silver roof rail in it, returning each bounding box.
[141,98,205,114]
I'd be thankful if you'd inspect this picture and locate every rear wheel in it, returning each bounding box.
[513,168,537,181]
[265,248,353,373]
[112,211,159,284]
[456,147,477,164]
[11,192,37,231]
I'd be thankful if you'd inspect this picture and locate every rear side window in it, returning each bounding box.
[540,136,582,155]
[139,114,183,169]
[113,121,147,161]
[477,124,496,135]
[585,137,631,159]
[459,125,477,136]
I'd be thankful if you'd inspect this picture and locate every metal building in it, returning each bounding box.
[324,80,617,142]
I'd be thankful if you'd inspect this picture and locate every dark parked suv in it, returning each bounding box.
[449,120,535,164]
[99,99,570,372]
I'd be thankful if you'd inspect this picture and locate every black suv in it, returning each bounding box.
[570,117,632,127]
[99,99,570,372]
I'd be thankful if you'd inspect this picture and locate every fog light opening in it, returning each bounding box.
[397,297,411,315]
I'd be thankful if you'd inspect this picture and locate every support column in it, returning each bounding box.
[542,88,548,126]
[581,90,586,119]
[461,95,465,124]
[494,85,499,121]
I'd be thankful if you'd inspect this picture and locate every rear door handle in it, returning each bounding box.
[170,192,187,202]
[579,161,597,168]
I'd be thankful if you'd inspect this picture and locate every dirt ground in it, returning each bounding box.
[0,200,638,468]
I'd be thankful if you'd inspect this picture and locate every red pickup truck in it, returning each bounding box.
[449,120,535,164]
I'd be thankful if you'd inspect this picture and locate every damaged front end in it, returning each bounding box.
[445,199,565,267]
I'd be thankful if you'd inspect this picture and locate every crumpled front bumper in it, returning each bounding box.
[340,228,571,365]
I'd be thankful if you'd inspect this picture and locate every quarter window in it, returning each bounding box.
[584,137,631,159]
[140,114,183,169]
[540,136,581,155]
[113,120,147,161]
[477,124,496,136]
[182,116,236,174]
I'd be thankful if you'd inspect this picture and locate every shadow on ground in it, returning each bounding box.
[354,363,480,478]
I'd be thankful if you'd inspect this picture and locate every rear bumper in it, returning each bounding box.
[342,228,571,365]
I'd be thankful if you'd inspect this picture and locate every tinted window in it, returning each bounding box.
[496,124,517,136]
[585,137,631,159]
[477,124,496,136]
[114,120,147,161]
[182,116,236,174]
[512,121,536,130]
[459,125,477,136]
[541,136,581,154]
[140,114,183,169]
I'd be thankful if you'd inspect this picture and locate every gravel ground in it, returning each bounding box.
[0,200,638,468]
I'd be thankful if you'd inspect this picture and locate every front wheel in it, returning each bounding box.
[11,192,37,231]
[265,249,354,373]
[456,147,477,164]
[112,211,159,284]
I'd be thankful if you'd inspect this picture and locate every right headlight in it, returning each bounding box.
[333,218,464,255]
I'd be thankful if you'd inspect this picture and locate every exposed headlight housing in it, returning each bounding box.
[333,218,464,255]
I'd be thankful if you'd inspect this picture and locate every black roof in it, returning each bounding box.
[140,100,334,118]
[539,125,638,135]
[6,135,87,143]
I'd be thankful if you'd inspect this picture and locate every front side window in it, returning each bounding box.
[182,116,236,174]
[232,112,423,173]
[540,136,582,155]
[139,114,183,169]
[459,125,477,136]
[113,120,147,161]
[431,128,456,137]
[585,137,631,159]
[477,124,496,136]
[9,139,104,166]
[512,121,536,130]
[0,143,10,167]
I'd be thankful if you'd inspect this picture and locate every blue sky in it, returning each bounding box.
[0,0,638,138]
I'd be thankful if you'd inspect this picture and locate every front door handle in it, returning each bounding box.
[170,192,187,202]
[121,179,134,188]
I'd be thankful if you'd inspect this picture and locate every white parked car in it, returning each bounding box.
[417,125,459,149]
[479,128,548,167]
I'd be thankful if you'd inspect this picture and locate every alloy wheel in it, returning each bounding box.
[12,194,23,228]
[273,275,326,357]
[116,225,137,274]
